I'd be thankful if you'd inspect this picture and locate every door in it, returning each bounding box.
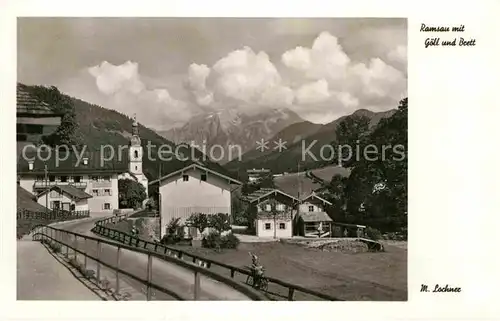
[52,201,60,210]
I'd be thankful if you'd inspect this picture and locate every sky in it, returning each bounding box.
[18,18,407,130]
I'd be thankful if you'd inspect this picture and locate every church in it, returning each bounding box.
[18,115,149,216]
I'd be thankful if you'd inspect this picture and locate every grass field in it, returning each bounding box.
[171,240,407,301]
[105,219,407,301]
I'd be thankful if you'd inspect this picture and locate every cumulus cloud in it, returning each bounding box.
[281,31,406,121]
[212,47,283,104]
[295,79,330,105]
[187,63,214,106]
[85,31,407,128]
[88,61,145,95]
[87,61,190,129]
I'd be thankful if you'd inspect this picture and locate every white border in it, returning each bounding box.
[1,0,499,320]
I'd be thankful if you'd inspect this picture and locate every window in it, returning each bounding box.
[279,223,286,230]
[49,176,55,182]
[60,176,68,182]
[50,190,61,198]
[309,205,314,212]
[92,189,99,196]
[73,176,81,183]
[104,203,111,210]
[264,223,271,230]
[182,174,189,181]
[201,173,207,181]
[265,204,271,211]
[104,189,111,196]
[277,204,285,211]
[134,150,139,158]
[25,124,44,134]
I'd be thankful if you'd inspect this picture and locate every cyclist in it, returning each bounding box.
[249,252,265,288]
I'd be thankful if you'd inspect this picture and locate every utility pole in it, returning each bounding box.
[158,162,162,238]
[44,164,49,212]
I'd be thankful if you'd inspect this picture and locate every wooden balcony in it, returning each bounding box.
[33,181,87,190]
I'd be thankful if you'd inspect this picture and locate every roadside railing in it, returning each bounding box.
[92,215,343,301]
[17,209,90,221]
[32,224,267,301]
[17,209,90,239]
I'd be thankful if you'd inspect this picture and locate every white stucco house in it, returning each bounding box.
[149,162,242,238]
[17,115,149,216]
[36,184,93,212]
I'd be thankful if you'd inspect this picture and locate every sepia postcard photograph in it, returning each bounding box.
[1,0,499,321]
[15,16,408,302]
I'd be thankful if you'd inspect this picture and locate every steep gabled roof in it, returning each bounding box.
[241,188,298,203]
[300,192,332,205]
[299,211,333,222]
[37,185,92,200]
[149,163,242,186]
[18,149,129,175]
[17,83,64,117]
[17,185,48,212]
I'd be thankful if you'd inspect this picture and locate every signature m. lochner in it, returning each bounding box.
[420,284,462,293]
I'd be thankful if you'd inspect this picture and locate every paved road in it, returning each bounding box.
[54,218,252,300]
[17,241,101,300]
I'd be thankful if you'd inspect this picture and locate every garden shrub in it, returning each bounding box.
[160,217,183,245]
[202,231,239,250]
[208,213,231,234]
[365,227,383,241]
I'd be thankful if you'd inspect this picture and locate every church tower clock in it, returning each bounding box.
[129,114,143,176]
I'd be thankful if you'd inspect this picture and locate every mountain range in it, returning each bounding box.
[158,107,303,163]
[224,108,397,179]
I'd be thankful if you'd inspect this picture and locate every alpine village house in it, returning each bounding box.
[242,188,338,238]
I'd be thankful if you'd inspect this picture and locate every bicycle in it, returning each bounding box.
[244,266,269,292]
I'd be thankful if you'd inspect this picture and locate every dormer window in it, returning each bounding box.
[82,158,88,165]
[308,205,314,212]
[182,174,189,182]
[28,161,34,171]
[201,173,207,181]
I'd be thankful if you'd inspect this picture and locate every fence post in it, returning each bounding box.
[146,254,153,301]
[65,232,69,258]
[115,247,121,294]
[84,238,87,270]
[73,234,78,260]
[96,241,101,283]
[288,288,295,301]
[194,271,200,300]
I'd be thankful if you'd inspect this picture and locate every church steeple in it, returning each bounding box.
[130,113,141,146]
[132,113,139,137]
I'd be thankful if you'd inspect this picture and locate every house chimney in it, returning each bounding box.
[28,161,34,171]
[83,158,88,165]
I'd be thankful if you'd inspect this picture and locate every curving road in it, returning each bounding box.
[53,218,252,300]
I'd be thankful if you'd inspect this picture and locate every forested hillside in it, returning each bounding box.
[20,83,232,181]
[318,98,408,233]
